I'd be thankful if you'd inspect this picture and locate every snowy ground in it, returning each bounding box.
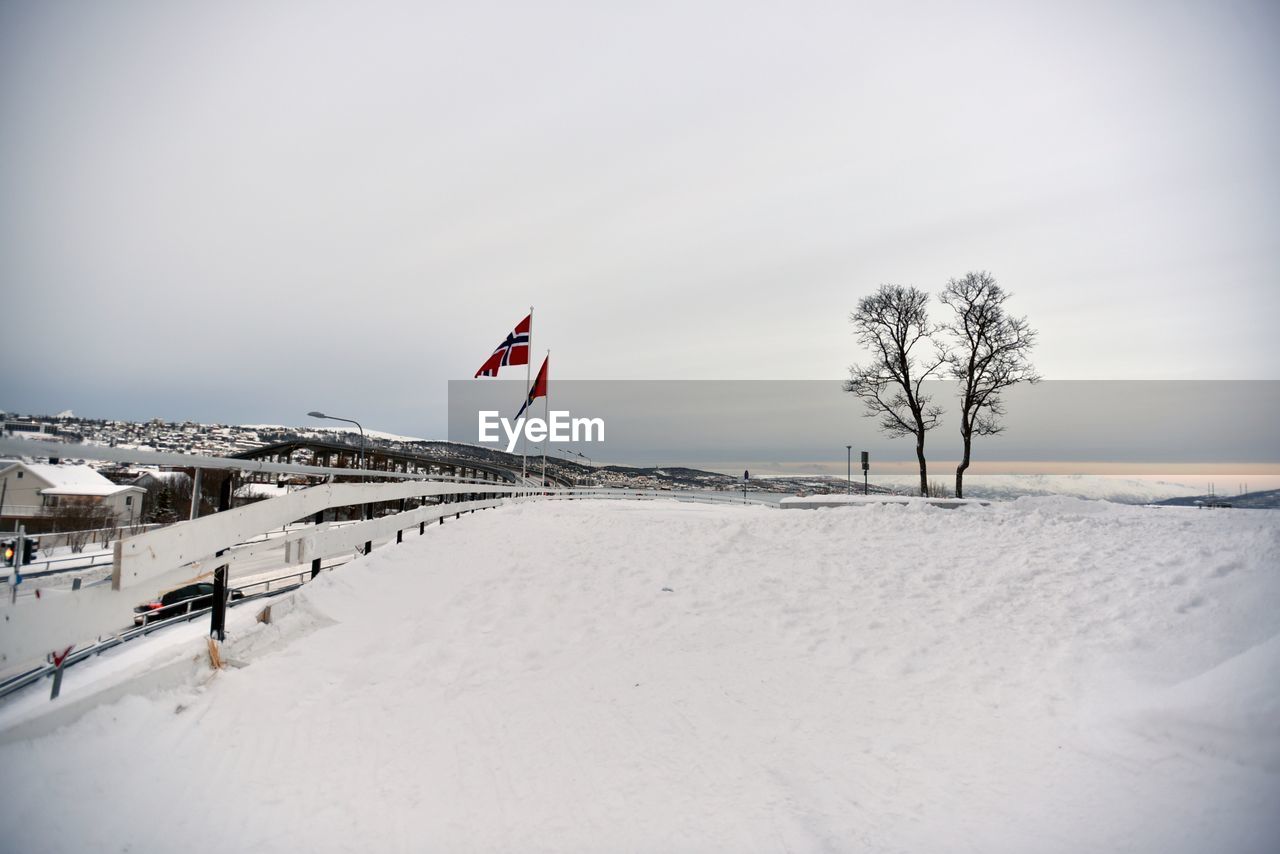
[1,498,1277,852]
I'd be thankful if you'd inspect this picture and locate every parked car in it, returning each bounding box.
[133,583,244,626]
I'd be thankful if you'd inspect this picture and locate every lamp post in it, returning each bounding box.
[308,411,368,521]
[846,445,852,495]
[308,411,365,473]
[555,448,595,488]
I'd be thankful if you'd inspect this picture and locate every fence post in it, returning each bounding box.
[210,476,232,642]
[110,539,123,590]
[311,509,323,579]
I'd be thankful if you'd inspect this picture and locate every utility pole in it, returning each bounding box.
[190,468,202,519]
[846,445,852,495]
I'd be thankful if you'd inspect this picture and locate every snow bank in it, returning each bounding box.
[0,499,1276,853]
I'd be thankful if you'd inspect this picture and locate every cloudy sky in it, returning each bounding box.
[2,0,1277,439]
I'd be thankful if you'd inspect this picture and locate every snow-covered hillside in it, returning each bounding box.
[240,423,431,444]
[1,498,1277,852]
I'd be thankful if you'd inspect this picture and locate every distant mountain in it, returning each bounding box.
[1152,489,1280,509]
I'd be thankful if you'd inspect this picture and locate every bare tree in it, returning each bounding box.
[844,284,947,496]
[939,271,1040,498]
[48,499,118,553]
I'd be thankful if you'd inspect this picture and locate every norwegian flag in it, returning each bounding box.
[475,314,531,377]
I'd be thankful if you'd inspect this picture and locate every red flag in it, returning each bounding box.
[474,314,531,377]
[516,355,548,419]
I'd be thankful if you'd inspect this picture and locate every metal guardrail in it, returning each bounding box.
[0,559,352,701]
[5,561,114,584]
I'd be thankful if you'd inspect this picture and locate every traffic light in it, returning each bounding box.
[22,540,37,565]
[2,540,14,567]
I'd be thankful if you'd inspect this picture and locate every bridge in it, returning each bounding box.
[230,438,575,488]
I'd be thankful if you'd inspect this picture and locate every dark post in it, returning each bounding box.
[861,451,869,495]
[210,475,233,641]
[311,509,323,579]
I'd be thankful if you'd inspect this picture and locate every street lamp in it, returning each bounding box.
[555,447,595,488]
[308,411,366,472]
[308,410,367,520]
[579,450,595,487]
[846,445,852,495]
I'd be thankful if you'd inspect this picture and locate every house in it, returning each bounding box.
[130,469,194,520]
[0,460,147,530]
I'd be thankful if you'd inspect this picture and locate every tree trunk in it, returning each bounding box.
[916,434,929,497]
[955,431,972,499]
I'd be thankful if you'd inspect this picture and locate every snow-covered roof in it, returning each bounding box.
[130,469,188,485]
[5,462,141,496]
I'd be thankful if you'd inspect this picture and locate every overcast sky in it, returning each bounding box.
[2,0,1277,438]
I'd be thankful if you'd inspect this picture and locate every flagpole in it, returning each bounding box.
[522,306,532,484]
[542,349,549,490]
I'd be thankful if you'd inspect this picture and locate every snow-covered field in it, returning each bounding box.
[1,498,1277,852]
